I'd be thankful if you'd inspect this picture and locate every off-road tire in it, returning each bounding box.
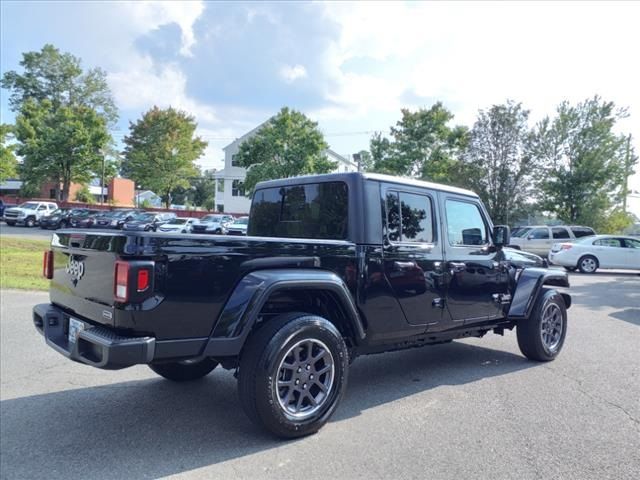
[517,289,567,362]
[238,312,349,438]
[578,255,598,274]
[149,358,218,381]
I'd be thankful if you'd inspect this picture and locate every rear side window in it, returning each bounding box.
[386,191,434,243]
[571,227,595,238]
[445,200,488,246]
[552,227,570,239]
[529,228,549,239]
[249,182,348,240]
[593,238,622,247]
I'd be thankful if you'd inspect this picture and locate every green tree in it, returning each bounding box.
[1,45,117,200]
[370,104,468,184]
[531,96,633,227]
[74,185,96,204]
[0,124,18,183]
[190,170,218,207]
[1,44,117,124]
[235,107,333,193]
[15,99,110,200]
[122,106,207,208]
[461,101,538,225]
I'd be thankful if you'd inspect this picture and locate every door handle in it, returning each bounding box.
[448,262,466,273]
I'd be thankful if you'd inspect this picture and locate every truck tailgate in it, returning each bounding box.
[50,231,132,326]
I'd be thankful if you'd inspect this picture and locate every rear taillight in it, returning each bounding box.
[43,250,54,279]
[114,260,129,302]
[137,268,150,292]
[561,244,573,250]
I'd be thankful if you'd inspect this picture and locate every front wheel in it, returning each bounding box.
[517,289,567,362]
[25,217,36,228]
[149,358,218,381]
[238,312,349,438]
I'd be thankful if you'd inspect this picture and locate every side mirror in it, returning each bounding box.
[493,225,510,248]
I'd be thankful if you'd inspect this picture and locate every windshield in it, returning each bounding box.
[132,213,155,221]
[51,208,72,215]
[511,227,533,238]
[201,215,223,222]
[18,202,40,209]
[575,235,597,244]
[167,218,188,225]
[234,217,249,225]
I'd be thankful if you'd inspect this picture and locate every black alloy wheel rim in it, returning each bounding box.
[276,338,335,419]
[540,303,563,352]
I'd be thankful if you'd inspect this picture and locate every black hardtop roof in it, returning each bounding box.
[254,172,478,198]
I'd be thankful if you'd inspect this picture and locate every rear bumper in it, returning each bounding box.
[33,303,155,370]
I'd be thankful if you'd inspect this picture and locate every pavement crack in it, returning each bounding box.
[543,366,640,429]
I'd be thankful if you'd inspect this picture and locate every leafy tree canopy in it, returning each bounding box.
[531,96,634,227]
[122,106,207,208]
[461,101,538,225]
[235,107,333,193]
[15,99,110,201]
[370,103,468,184]
[1,44,117,124]
[0,124,18,183]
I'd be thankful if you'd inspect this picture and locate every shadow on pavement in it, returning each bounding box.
[0,341,534,479]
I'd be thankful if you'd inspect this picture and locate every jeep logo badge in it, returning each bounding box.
[66,257,85,284]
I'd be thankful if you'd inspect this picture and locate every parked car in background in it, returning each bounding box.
[226,216,249,236]
[191,214,233,234]
[92,209,142,229]
[509,225,596,256]
[122,212,176,232]
[40,208,97,229]
[68,209,102,228]
[157,217,196,233]
[3,201,58,227]
[549,235,640,273]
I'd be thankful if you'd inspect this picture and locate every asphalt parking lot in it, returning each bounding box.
[1,271,638,480]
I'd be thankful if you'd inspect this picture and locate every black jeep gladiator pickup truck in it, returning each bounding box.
[34,172,570,438]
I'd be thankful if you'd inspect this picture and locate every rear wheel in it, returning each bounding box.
[238,312,349,438]
[517,289,567,362]
[578,255,598,274]
[149,358,218,382]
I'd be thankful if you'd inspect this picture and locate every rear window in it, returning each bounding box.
[249,182,348,239]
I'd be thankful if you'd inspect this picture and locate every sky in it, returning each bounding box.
[1,0,639,190]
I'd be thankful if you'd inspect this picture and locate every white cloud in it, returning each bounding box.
[280,64,308,83]
[123,1,205,57]
[108,58,217,124]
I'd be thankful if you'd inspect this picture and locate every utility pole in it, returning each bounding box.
[101,148,106,205]
[622,134,631,213]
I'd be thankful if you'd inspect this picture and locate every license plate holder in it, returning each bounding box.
[68,317,85,344]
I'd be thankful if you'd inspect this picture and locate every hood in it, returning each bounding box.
[5,207,32,214]
[500,247,546,268]
[228,224,248,231]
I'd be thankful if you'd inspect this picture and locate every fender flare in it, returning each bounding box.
[508,268,571,319]
[204,269,364,357]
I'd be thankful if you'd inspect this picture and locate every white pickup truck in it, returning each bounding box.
[3,201,58,227]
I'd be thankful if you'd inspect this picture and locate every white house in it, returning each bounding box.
[213,122,358,214]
